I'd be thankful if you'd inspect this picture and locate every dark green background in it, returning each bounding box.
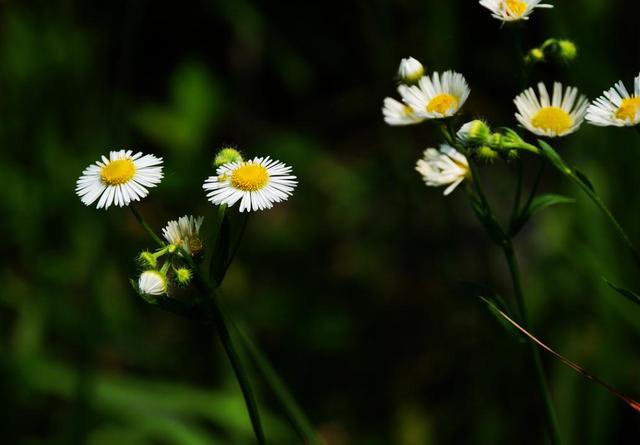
[1,0,639,443]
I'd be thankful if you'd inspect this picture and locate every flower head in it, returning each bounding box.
[586,74,640,127]
[382,91,425,126]
[399,71,470,120]
[76,150,163,210]
[138,270,168,296]
[479,0,553,22]
[514,82,588,137]
[415,145,470,195]
[398,57,425,84]
[203,156,297,212]
[457,120,492,146]
[162,215,204,256]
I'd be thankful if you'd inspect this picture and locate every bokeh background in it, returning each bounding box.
[1,0,639,444]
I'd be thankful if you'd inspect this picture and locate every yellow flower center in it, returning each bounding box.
[100,159,136,185]
[616,97,640,121]
[531,107,573,134]
[504,0,527,16]
[427,94,459,114]
[231,163,269,191]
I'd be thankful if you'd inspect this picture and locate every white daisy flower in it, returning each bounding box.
[399,71,470,120]
[76,150,163,210]
[514,82,589,137]
[203,156,297,212]
[138,270,168,296]
[416,144,470,196]
[479,0,553,22]
[586,73,640,127]
[398,57,425,84]
[383,90,425,126]
[162,215,204,256]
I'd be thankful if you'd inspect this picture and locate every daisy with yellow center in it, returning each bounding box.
[514,82,588,137]
[76,150,164,210]
[586,73,640,127]
[203,156,297,212]
[415,144,470,196]
[162,215,204,256]
[479,0,553,22]
[399,71,470,120]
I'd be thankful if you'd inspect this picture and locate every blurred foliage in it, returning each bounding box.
[0,0,639,444]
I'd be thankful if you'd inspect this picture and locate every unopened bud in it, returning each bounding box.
[213,147,243,168]
[174,267,193,286]
[138,251,157,269]
[457,120,491,145]
[477,145,499,161]
[398,57,425,85]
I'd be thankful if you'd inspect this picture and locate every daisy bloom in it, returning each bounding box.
[203,156,297,212]
[416,144,470,196]
[479,0,553,22]
[399,71,470,120]
[586,73,640,127]
[383,89,425,126]
[138,270,168,296]
[162,215,204,256]
[76,150,163,210]
[398,57,425,84]
[514,82,588,137]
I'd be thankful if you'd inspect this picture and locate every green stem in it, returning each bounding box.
[502,240,562,445]
[509,159,524,229]
[566,172,640,267]
[130,205,164,247]
[131,209,266,445]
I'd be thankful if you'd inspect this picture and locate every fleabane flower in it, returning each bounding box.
[479,0,553,22]
[76,150,163,210]
[586,74,640,127]
[138,270,168,296]
[514,82,588,137]
[203,157,297,212]
[383,89,425,126]
[399,71,470,120]
[415,144,470,195]
[398,57,425,84]
[162,215,204,256]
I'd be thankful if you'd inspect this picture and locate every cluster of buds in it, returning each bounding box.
[525,38,578,66]
[135,215,205,299]
[457,120,529,161]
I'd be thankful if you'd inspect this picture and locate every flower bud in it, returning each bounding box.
[174,267,193,286]
[557,40,577,63]
[213,147,243,168]
[524,48,545,65]
[397,57,425,85]
[138,270,168,296]
[138,251,157,269]
[477,145,499,161]
[457,120,491,145]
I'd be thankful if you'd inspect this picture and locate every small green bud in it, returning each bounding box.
[213,147,243,168]
[507,149,520,161]
[457,120,491,145]
[174,267,193,286]
[167,244,178,254]
[524,48,545,65]
[477,145,499,161]
[557,40,577,63]
[138,251,157,269]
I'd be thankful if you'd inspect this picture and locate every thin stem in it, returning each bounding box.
[567,172,640,267]
[503,240,562,445]
[129,205,164,247]
[521,159,545,214]
[509,158,524,229]
[130,209,267,445]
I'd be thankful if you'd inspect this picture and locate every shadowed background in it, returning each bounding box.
[1,0,639,444]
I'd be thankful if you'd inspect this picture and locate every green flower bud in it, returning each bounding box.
[213,147,243,168]
[524,48,545,65]
[477,145,499,161]
[174,267,193,286]
[138,251,157,269]
[457,120,491,145]
[557,40,577,63]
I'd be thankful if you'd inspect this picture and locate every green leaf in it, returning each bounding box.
[573,168,596,192]
[478,295,526,343]
[538,140,571,175]
[526,193,575,218]
[603,277,640,307]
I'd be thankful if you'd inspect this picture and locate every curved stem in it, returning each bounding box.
[130,205,164,247]
[503,240,562,445]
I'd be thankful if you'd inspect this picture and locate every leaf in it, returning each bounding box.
[524,193,575,221]
[603,277,640,307]
[573,168,596,192]
[538,140,571,175]
[478,295,526,343]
